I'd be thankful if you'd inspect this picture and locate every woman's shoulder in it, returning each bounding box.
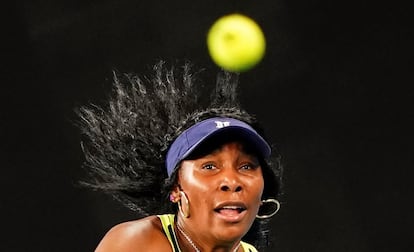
[95,215,172,252]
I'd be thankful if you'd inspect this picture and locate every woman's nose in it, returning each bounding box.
[219,169,242,192]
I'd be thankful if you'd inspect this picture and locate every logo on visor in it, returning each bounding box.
[214,121,230,128]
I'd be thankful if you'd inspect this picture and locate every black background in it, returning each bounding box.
[2,1,412,251]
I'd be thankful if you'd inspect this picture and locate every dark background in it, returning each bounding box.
[2,0,412,251]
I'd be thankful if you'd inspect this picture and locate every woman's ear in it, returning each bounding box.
[169,185,181,203]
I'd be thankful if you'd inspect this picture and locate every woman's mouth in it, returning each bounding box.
[214,203,247,222]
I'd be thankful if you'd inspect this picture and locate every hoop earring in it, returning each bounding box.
[256,199,280,219]
[178,191,190,218]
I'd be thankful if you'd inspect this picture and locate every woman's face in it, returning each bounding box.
[175,141,264,243]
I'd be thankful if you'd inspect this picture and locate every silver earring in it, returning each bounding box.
[256,199,280,219]
[178,191,190,218]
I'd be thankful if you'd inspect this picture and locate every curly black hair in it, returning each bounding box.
[77,60,282,250]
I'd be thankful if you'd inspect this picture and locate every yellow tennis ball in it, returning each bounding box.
[207,13,266,72]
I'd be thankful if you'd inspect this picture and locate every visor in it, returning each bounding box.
[165,117,271,177]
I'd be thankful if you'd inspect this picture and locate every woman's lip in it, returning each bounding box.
[214,201,247,210]
[213,201,248,222]
[214,208,247,222]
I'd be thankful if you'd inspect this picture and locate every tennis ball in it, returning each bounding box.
[207,13,266,72]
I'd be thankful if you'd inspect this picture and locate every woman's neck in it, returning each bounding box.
[174,219,241,252]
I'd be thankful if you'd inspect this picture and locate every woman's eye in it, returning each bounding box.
[202,163,216,170]
[240,163,256,170]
